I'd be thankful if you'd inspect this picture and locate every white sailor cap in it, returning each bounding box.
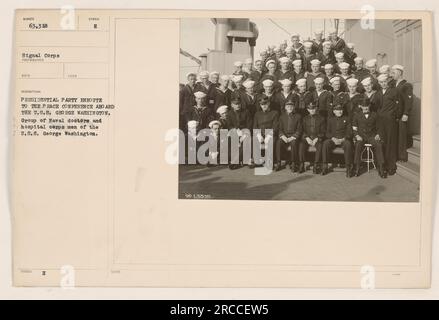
[379,65,391,73]
[260,50,267,55]
[279,79,293,86]
[243,80,255,89]
[391,64,404,72]
[314,29,323,35]
[291,33,300,39]
[186,72,197,78]
[314,77,325,84]
[232,75,244,83]
[265,59,276,68]
[377,73,389,82]
[310,59,321,66]
[329,76,341,84]
[188,120,198,129]
[285,46,294,53]
[361,77,372,86]
[335,52,345,59]
[339,62,350,70]
[220,75,230,81]
[354,57,364,63]
[365,59,377,67]
[234,61,243,67]
[244,58,253,64]
[209,120,222,129]
[346,78,359,86]
[347,42,355,49]
[210,71,220,76]
[328,28,337,35]
[324,64,334,69]
[304,41,313,49]
[279,57,290,64]
[322,41,332,47]
[273,46,281,52]
[262,79,274,87]
[295,78,307,86]
[216,106,228,115]
[198,70,210,78]
[292,59,302,67]
[194,91,207,98]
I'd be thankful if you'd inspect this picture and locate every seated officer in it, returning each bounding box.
[227,97,253,169]
[275,99,303,173]
[298,101,326,174]
[352,98,386,178]
[253,95,280,168]
[322,104,353,177]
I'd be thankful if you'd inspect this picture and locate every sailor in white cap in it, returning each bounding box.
[328,28,346,53]
[290,33,304,55]
[306,59,325,90]
[273,46,284,60]
[323,64,336,83]
[379,64,391,75]
[312,29,324,54]
[329,76,348,109]
[301,41,317,72]
[195,71,217,109]
[334,52,344,62]
[276,78,295,111]
[205,119,224,166]
[285,46,295,60]
[313,76,333,118]
[353,57,369,82]
[243,58,253,74]
[338,62,353,81]
[276,57,293,83]
[390,64,413,161]
[231,74,245,93]
[317,40,336,68]
[291,59,305,82]
[180,71,198,114]
[249,59,264,87]
[343,78,363,122]
[365,59,379,78]
[210,71,220,87]
[214,75,232,111]
[360,77,379,112]
[295,78,310,115]
[184,90,215,136]
[241,79,257,115]
[375,72,399,175]
[260,60,277,88]
[232,61,249,82]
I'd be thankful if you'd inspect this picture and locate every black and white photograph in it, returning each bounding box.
[179,18,422,202]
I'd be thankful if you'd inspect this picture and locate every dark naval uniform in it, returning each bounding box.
[306,72,325,91]
[352,111,385,166]
[345,93,364,122]
[299,113,326,166]
[313,89,333,119]
[213,87,232,111]
[195,82,217,109]
[241,92,258,118]
[276,111,303,166]
[323,115,353,166]
[274,91,297,112]
[184,106,215,132]
[376,87,400,173]
[395,79,414,161]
